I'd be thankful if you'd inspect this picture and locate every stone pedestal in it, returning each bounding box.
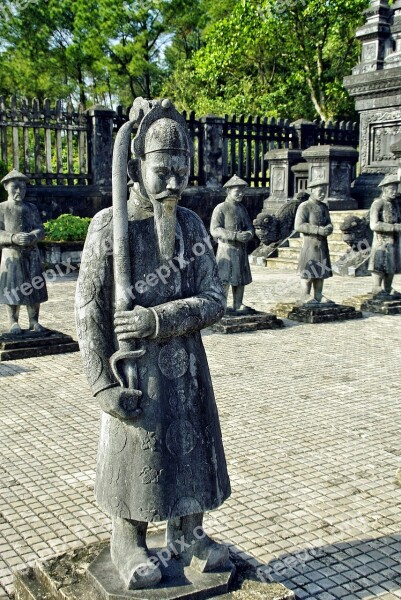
[263,149,304,210]
[344,291,401,314]
[14,539,294,600]
[271,302,363,323]
[210,310,284,334]
[0,329,79,360]
[332,249,371,276]
[301,146,359,210]
[343,1,401,208]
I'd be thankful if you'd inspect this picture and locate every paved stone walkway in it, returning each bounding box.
[1,267,401,599]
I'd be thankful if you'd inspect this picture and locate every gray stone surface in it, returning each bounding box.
[3,268,401,599]
[209,311,284,334]
[0,329,78,361]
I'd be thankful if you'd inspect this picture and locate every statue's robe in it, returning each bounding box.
[0,200,48,305]
[295,199,333,280]
[75,196,231,522]
[368,197,401,275]
[210,201,253,286]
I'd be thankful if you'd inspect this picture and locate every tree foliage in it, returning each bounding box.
[0,0,371,119]
[163,0,370,120]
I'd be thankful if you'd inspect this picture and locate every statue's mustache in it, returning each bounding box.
[153,191,179,201]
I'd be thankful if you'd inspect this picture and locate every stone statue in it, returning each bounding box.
[368,173,401,295]
[294,179,333,303]
[75,98,231,591]
[332,213,372,277]
[0,169,48,333]
[210,175,255,313]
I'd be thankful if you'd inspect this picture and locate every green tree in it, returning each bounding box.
[163,0,370,120]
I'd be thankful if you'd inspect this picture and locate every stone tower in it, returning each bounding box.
[344,0,401,207]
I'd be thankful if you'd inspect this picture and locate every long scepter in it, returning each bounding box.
[110,114,145,416]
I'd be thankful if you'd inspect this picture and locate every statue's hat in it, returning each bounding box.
[131,98,193,157]
[1,169,29,185]
[308,177,329,189]
[223,175,248,188]
[378,173,400,187]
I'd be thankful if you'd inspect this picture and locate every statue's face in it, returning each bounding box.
[383,183,399,200]
[310,184,327,202]
[140,150,190,201]
[6,180,26,204]
[227,186,245,203]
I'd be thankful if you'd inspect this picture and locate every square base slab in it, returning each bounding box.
[210,311,284,334]
[271,302,363,323]
[344,293,401,315]
[0,329,79,360]
[14,539,294,600]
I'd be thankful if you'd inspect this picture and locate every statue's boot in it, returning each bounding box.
[27,304,45,332]
[9,322,22,335]
[6,306,22,334]
[167,513,229,573]
[320,296,335,304]
[111,518,162,590]
[235,304,256,314]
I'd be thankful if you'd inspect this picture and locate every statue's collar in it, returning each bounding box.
[128,187,154,213]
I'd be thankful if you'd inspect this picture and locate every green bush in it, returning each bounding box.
[44,214,91,242]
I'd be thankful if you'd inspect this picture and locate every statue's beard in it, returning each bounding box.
[150,194,178,262]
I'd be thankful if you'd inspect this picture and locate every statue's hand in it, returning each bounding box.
[114,306,156,341]
[323,225,333,236]
[12,233,34,246]
[96,387,141,421]
[236,231,253,243]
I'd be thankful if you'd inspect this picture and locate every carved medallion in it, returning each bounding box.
[158,342,189,379]
[166,419,197,455]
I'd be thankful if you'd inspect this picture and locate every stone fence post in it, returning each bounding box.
[199,115,225,187]
[291,119,318,150]
[87,105,115,187]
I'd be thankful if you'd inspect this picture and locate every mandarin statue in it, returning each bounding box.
[210,175,255,313]
[368,174,401,296]
[294,178,333,303]
[0,169,48,333]
[75,98,231,591]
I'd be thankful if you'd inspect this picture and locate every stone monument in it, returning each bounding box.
[75,97,236,597]
[0,169,78,360]
[344,0,401,208]
[210,175,284,333]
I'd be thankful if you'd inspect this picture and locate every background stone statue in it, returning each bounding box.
[368,173,401,296]
[210,175,255,313]
[0,169,48,334]
[294,179,333,303]
[75,98,231,591]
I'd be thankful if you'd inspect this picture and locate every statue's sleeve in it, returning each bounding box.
[370,201,397,233]
[295,204,320,235]
[0,209,13,246]
[210,204,236,241]
[151,218,226,340]
[75,211,117,396]
[29,204,46,241]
